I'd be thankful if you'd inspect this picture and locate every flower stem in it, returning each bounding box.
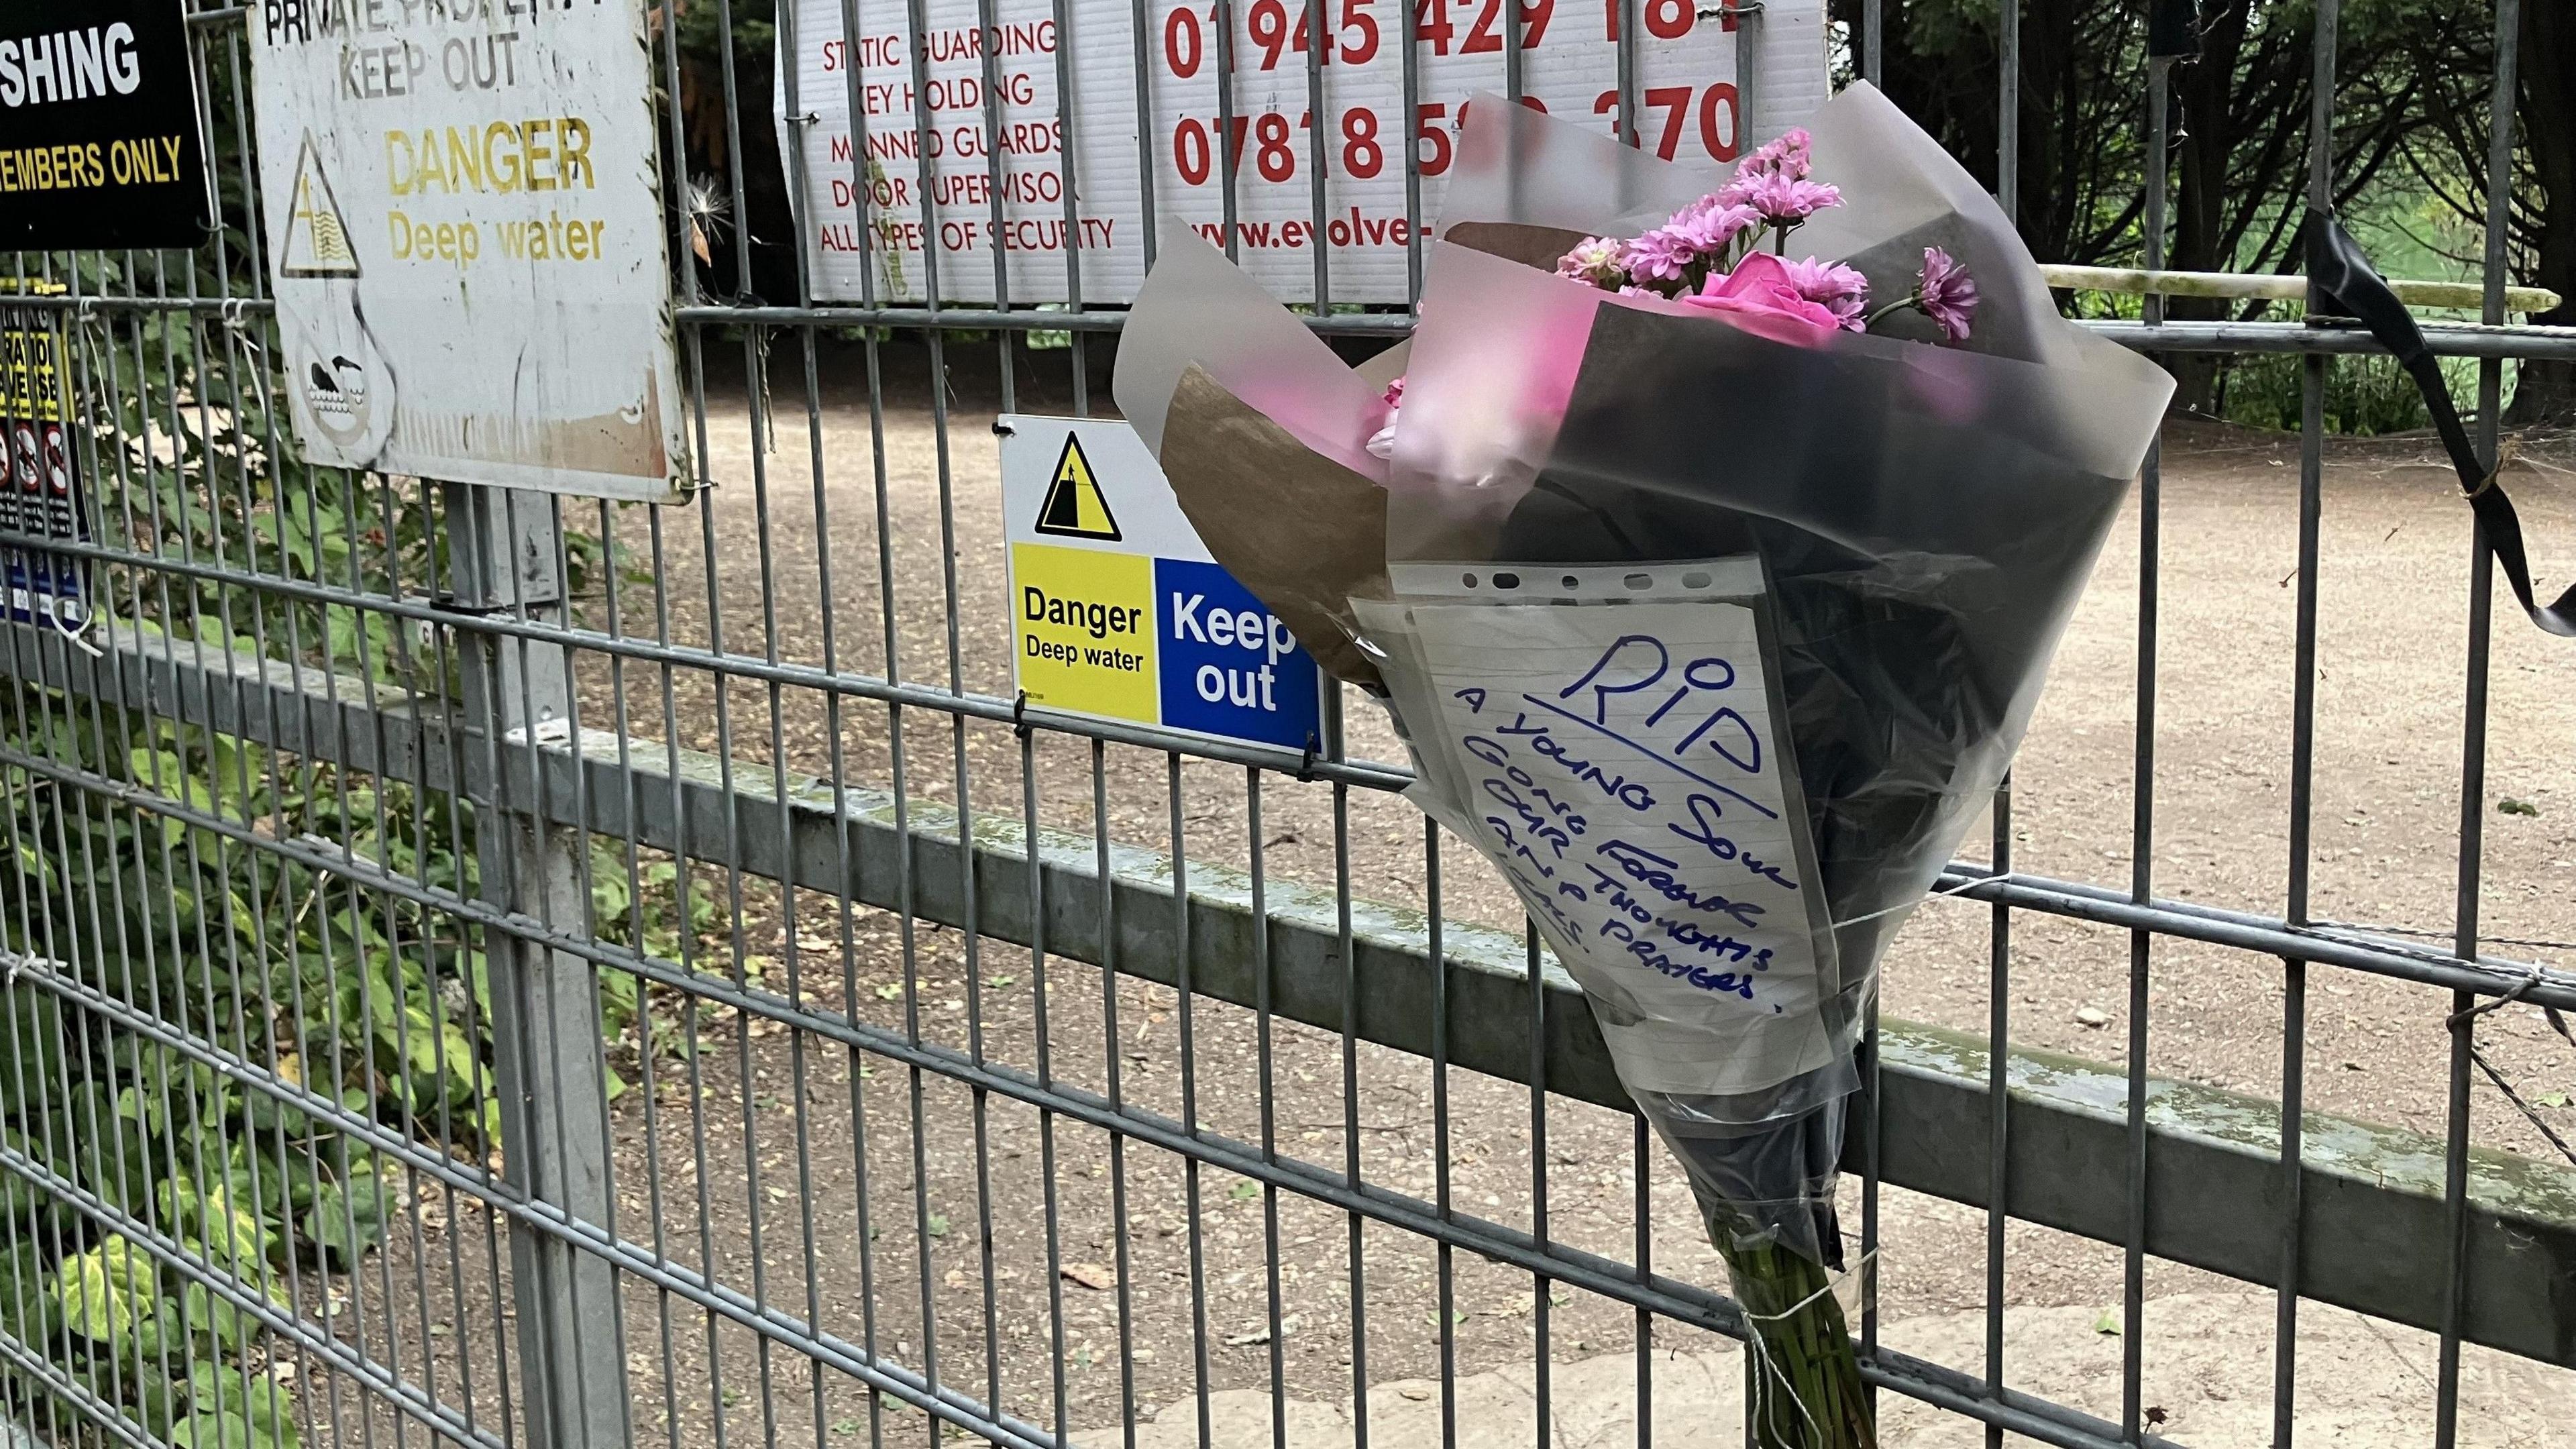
[1718,1240,1876,1449]
[1861,292,1923,329]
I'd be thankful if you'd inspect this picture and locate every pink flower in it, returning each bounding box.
[1729,170,1843,227]
[1737,127,1813,181]
[1682,252,1844,345]
[1368,374,1405,459]
[1620,225,1701,284]
[1916,247,1978,342]
[1665,197,1759,256]
[1556,235,1627,288]
[1781,256,1870,329]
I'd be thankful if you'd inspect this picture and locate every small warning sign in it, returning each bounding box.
[1003,417,1323,753]
[1034,434,1121,540]
[0,300,91,631]
[279,136,361,279]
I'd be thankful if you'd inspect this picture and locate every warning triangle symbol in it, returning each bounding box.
[280,135,362,278]
[1033,434,1121,541]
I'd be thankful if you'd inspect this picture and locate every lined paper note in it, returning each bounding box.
[1363,564,1839,1095]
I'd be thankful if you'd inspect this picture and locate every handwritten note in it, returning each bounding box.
[1360,562,1840,1096]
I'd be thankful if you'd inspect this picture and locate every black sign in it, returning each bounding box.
[0,1,213,252]
[0,294,91,631]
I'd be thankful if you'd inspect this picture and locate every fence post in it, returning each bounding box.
[444,482,628,1449]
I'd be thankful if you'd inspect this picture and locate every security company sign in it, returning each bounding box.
[0,1,213,252]
[249,0,688,501]
[1004,417,1324,751]
[777,0,1827,304]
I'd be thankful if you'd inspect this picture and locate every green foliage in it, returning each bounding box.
[0,223,468,1438]
[2,23,698,1446]
[2210,352,2436,435]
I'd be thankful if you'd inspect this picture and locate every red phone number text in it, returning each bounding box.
[1169,85,1738,187]
[1160,0,1728,74]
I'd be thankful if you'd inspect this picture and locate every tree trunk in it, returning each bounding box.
[2165,4,2256,413]
[2508,1,2575,425]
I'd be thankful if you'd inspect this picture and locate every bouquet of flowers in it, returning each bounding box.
[1113,84,2171,1449]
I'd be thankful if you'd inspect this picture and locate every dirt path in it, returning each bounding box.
[358,339,2576,1448]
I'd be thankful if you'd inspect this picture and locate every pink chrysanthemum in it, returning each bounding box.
[1917,246,1978,342]
[1736,126,1813,181]
[1731,170,1843,227]
[1381,375,1405,408]
[1782,256,1870,329]
[1665,198,1760,257]
[1620,226,1701,284]
[1554,235,1627,288]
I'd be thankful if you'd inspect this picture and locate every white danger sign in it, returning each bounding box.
[250,0,688,500]
[1003,417,1325,752]
[778,0,1827,304]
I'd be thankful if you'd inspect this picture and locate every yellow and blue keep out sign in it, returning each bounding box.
[1002,416,1324,753]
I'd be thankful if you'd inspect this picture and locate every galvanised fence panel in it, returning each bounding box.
[1,4,2571,1449]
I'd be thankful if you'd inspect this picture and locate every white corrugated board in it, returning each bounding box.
[779,0,1827,303]
[250,0,688,500]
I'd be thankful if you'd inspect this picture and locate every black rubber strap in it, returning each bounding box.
[2308,217,2576,638]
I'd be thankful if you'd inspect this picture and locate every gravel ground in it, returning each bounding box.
[344,337,2574,1449]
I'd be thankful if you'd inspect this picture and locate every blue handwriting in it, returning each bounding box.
[1597,919,1757,999]
[1666,794,1801,892]
[1593,839,1765,928]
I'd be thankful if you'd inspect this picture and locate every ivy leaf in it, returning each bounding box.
[306,1172,396,1266]
[186,1362,299,1449]
[51,1235,159,1347]
[0,985,64,1102]
[160,1177,280,1271]
[0,1239,56,1340]
[171,1410,258,1449]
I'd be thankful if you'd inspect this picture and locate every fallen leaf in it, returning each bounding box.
[2092,1310,2121,1336]
[1228,1181,1260,1201]
[925,1213,950,1238]
[1398,1385,1434,1401]
[2499,798,2540,817]
[2144,1407,2169,1427]
[1063,1261,1116,1291]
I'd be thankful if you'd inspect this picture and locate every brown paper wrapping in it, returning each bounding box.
[1157,364,1391,691]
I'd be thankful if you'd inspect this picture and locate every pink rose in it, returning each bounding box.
[1682,252,1844,345]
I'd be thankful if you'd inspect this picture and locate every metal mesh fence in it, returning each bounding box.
[1,3,2571,1449]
